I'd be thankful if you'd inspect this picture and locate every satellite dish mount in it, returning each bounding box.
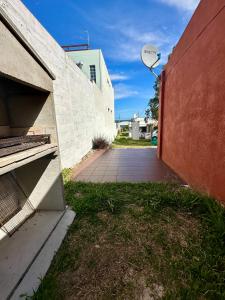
[141,45,161,79]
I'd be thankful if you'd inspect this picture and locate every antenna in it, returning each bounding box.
[141,45,161,79]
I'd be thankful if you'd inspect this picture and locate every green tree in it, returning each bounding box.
[145,77,160,121]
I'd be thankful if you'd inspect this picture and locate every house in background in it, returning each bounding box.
[130,116,158,137]
[59,46,116,165]
[129,115,158,140]
[116,115,158,140]
[116,120,130,132]
[65,46,112,92]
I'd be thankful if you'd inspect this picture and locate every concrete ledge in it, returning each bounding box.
[0,144,58,175]
[0,209,75,299]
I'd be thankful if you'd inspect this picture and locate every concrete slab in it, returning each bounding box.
[0,209,75,300]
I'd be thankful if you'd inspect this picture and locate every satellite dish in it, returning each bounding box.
[141,45,160,68]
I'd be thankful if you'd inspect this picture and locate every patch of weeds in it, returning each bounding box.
[109,223,133,242]
[153,229,168,248]
[32,181,225,299]
[62,168,72,184]
[112,134,151,148]
[52,242,81,273]
[106,198,115,213]
[22,275,60,300]
[92,136,109,149]
[87,258,97,269]
[144,244,154,258]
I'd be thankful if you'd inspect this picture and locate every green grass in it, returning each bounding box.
[29,172,225,299]
[112,132,152,148]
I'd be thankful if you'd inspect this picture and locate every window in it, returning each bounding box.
[90,65,96,83]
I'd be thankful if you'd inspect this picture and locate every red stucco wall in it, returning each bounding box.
[159,0,225,202]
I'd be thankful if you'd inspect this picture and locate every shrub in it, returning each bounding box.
[92,137,109,149]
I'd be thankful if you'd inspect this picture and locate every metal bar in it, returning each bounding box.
[0,223,10,235]
[63,48,89,52]
[11,173,35,211]
[150,55,160,69]
[0,142,46,158]
[0,135,50,148]
[149,68,160,79]
[62,44,89,49]
[149,54,161,79]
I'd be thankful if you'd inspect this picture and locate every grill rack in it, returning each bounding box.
[0,135,50,158]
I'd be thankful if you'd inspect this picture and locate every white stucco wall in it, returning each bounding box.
[67,49,102,89]
[0,0,116,168]
[68,49,113,93]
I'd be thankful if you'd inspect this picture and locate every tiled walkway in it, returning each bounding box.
[73,148,183,183]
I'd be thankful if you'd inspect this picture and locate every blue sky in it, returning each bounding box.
[22,0,200,120]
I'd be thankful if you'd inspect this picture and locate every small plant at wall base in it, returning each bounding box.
[92,137,109,149]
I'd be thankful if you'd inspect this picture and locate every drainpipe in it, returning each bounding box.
[158,70,166,160]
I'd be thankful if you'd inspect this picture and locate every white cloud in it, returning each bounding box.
[120,27,166,45]
[68,1,181,64]
[110,73,129,81]
[109,41,140,62]
[114,83,138,100]
[107,25,173,63]
[157,0,200,11]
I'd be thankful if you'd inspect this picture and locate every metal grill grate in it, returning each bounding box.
[1,201,34,236]
[0,174,21,226]
[0,135,50,158]
[0,173,35,235]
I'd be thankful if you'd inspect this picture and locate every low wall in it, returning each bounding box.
[0,0,116,168]
[159,0,225,202]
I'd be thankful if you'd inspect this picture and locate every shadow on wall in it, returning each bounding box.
[14,156,64,211]
[0,77,48,138]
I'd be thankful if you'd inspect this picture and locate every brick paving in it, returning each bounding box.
[73,148,183,183]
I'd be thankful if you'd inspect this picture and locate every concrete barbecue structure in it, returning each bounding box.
[0,0,116,297]
[0,0,116,169]
[0,4,75,298]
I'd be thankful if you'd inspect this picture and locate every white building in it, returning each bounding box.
[129,116,158,139]
[67,48,112,91]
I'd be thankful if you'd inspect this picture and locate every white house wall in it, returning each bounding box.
[0,0,116,168]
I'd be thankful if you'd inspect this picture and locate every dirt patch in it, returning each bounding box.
[34,181,225,299]
[75,192,82,198]
[52,207,202,299]
[161,210,201,249]
[97,211,111,221]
